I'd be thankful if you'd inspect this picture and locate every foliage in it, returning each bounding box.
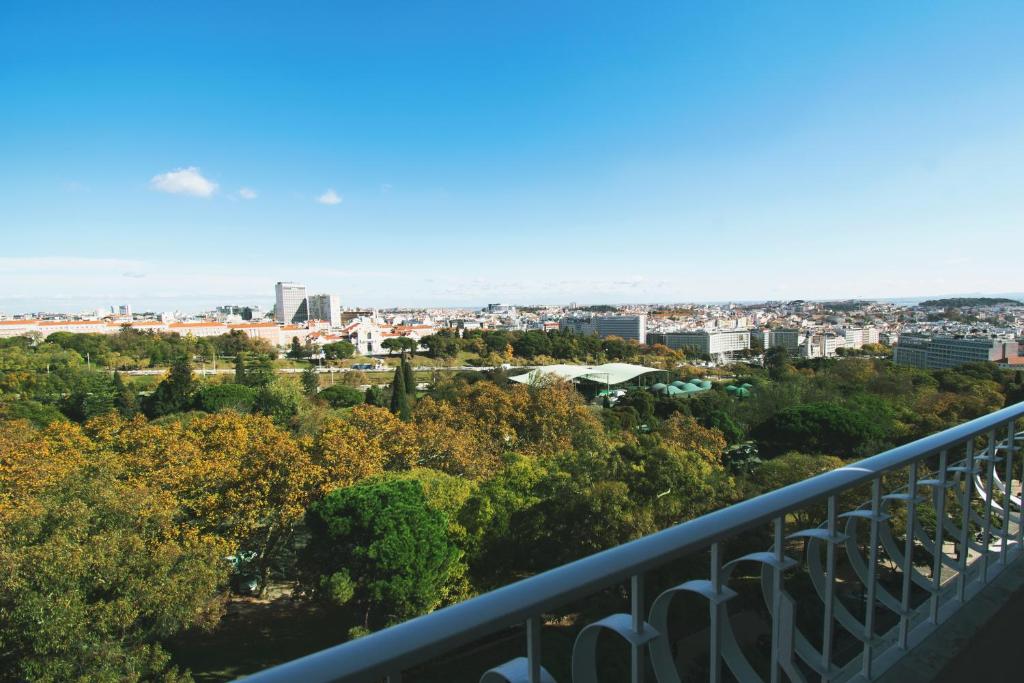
[318,384,365,408]
[2,332,1023,675]
[322,340,356,361]
[193,382,258,413]
[752,402,886,458]
[113,370,139,417]
[253,378,306,426]
[302,478,464,626]
[389,363,411,420]
[0,423,228,682]
[144,356,196,418]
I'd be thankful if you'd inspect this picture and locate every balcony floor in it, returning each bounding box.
[876,552,1024,683]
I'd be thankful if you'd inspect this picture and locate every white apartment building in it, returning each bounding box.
[657,330,751,360]
[307,293,342,328]
[275,282,308,324]
[800,333,846,359]
[840,327,880,349]
[560,315,647,343]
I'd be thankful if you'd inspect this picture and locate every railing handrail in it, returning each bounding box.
[244,401,1024,682]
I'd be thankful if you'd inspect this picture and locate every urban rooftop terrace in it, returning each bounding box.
[245,401,1024,683]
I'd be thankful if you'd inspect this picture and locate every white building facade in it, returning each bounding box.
[275,282,308,324]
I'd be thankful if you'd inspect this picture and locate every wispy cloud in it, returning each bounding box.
[238,187,257,200]
[317,189,343,205]
[150,167,218,197]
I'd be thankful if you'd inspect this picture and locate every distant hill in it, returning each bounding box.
[919,297,1022,308]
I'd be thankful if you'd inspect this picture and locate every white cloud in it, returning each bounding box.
[149,167,218,197]
[238,187,257,200]
[317,189,343,205]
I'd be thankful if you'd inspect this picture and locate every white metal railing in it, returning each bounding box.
[244,402,1024,683]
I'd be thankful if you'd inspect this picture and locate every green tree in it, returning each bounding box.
[62,371,116,422]
[0,398,67,428]
[287,336,307,359]
[143,356,196,417]
[752,402,885,458]
[322,340,356,361]
[302,478,463,627]
[389,364,411,421]
[0,454,227,682]
[365,385,385,407]
[302,365,320,396]
[193,383,258,413]
[764,346,791,380]
[234,351,248,384]
[421,333,460,359]
[402,357,416,397]
[381,338,403,356]
[253,378,304,426]
[112,371,138,417]
[243,354,276,388]
[318,384,365,408]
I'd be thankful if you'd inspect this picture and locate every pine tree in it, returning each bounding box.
[112,371,138,417]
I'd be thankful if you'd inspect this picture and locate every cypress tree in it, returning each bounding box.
[402,356,416,397]
[235,352,247,384]
[388,365,411,420]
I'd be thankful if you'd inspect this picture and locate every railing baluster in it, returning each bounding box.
[1014,419,1024,548]
[861,477,882,679]
[770,516,784,683]
[386,671,401,683]
[709,542,723,683]
[630,573,645,683]
[822,495,837,675]
[980,429,997,584]
[1000,421,1012,564]
[527,615,541,683]
[930,449,948,624]
[898,461,918,649]
[957,440,974,602]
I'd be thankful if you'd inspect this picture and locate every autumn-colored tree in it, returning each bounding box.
[0,421,227,682]
[173,412,315,588]
[656,413,727,464]
[307,415,388,497]
[343,404,418,470]
[411,396,497,478]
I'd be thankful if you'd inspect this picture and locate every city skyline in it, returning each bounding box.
[3,2,1023,309]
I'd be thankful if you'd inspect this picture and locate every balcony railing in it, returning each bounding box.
[245,402,1024,683]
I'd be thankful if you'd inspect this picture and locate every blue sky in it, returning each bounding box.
[1,2,1022,312]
